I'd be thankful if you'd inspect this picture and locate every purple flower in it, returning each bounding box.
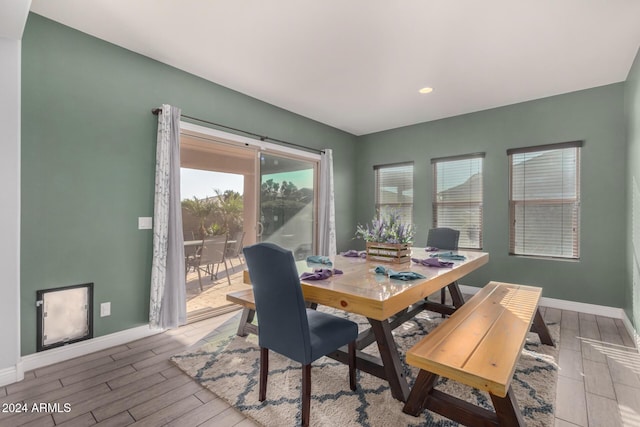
[354,210,415,244]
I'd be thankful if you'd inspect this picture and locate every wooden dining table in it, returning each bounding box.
[242,248,489,402]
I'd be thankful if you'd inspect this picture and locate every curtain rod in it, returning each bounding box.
[151,108,323,154]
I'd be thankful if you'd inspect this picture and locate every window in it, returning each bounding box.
[374,162,414,224]
[432,154,484,249]
[508,141,582,259]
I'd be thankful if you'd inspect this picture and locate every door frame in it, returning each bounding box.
[181,122,321,161]
[258,151,320,257]
[180,121,321,252]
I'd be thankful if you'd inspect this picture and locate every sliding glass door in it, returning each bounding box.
[180,132,258,322]
[258,153,317,260]
[179,123,319,322]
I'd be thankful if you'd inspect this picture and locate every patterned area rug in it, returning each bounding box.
[172,309,559,427]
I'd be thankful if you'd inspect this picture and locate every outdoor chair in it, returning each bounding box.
[184,241,202,274]
[243,242,358,427]
[427,227,460,314]
[226,231,245,268]
[188,235,231,291]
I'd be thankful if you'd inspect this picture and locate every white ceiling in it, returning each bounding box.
[30,0,640,136]
[1,0,30,39]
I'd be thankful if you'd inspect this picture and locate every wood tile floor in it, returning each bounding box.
[1,307,639,426]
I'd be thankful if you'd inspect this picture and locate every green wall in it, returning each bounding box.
[357,84,627,307]
[626,48,640,333]
[21,14,357,356]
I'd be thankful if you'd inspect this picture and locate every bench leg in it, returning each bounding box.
[405,370,503,427]
[531,308,554,346]
[237,308,255,337]
[403,369,438,416]
[490,386,526,427]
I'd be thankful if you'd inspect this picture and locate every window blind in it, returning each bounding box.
[374,162,414,224]
[432,154,484,249]
[508,141,582,259]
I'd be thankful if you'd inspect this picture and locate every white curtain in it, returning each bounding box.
[150,104,186,329]
[318,149,336,257]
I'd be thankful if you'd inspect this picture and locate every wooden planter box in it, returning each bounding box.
[366,242,411,264]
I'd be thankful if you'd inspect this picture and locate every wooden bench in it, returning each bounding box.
[226,289,257,337]
[402,281,554,427]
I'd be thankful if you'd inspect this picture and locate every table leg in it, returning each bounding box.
[237,308,255,337]
[368,318,410,402]
[448,281,465,308]
[423,282,466,316]
[356,303,426,350]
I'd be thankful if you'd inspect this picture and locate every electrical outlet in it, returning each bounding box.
[100,302,111,317]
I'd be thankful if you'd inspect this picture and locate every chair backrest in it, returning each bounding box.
[200,236,227,264]
[243,242,311,364]
[228,231,245,256]
[184,243,199,259]
[427,227,460,250]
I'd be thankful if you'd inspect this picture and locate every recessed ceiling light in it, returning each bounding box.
[419,87,433,94]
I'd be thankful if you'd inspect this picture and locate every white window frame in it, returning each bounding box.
[432,153,484,249]
[374,162,414,225]
[508,141,582,259]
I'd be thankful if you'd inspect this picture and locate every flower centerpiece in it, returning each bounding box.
[355,212,415,264]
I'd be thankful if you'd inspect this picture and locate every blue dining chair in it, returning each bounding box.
[427,227,461,314]
[243,242,358,427]
[427,227,460,252]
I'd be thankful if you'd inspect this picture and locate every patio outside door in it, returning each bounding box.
[180,131,260,322]
[179,124,319,323]
[258,153,317,260]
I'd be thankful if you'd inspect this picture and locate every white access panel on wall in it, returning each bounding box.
[36,283,93,352]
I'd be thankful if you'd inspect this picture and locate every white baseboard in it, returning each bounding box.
[18,324,163,375]
[460,284,638,350]
[459,284,624,318]
[537,296,625,319]
[0,365,21,388]
[621,311,640,350]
